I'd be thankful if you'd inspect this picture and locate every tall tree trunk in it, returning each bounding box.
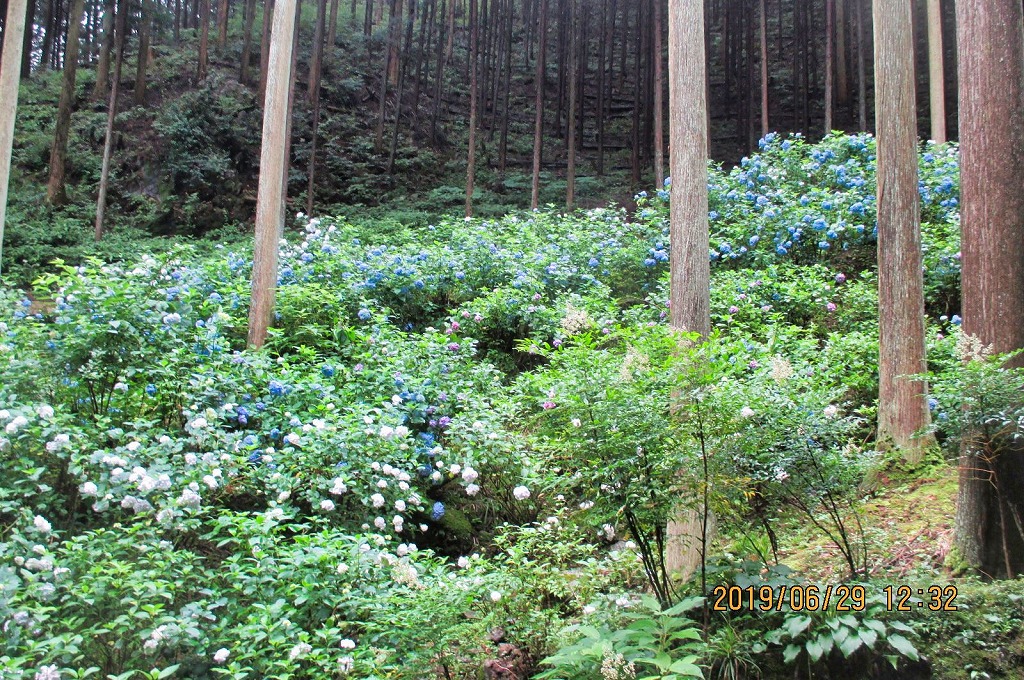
[174,0,180,42]
[386,0,401,83]
[197,0,210,78]
[836,0,849,108]
[259,0,275,100]
[652,0,664,186]
[249,0,297,348]
[326,0,338,47]
[873,0,932,461]
[530,0,546,209]
[95,0,127,241]
[239,0,256,82]
[92,0,114,98]
[926,0,944,142]
[825,0,834,133]
[134,0,151,105]
[759,0,767,135]
[307,0,324,106]
[19,0,33,78]
[666,0,710,582]
[216,0,228,47]
[464,0,477,216]
[306,0,326,214]
[595,0,607,176]
[39,0,54,68]
[629,0,640,184]
[45,0,86,205]
[0,0,27,275]
[856,0,867,131]
[954,0,1024,579]
[565,0,575,208]
[363,0,372,35]
[279,0,299,233]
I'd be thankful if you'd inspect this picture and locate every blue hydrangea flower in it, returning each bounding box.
[431,502,446,521]
[358,309,372,321]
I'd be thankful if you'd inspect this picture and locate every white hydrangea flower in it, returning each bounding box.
[394,499,406,512]
[370,493,385,508]
[36,405,55,420]
[80,481,98,496]
[33,516,51,534]
[512,485,531,501]
[213,648,230,663]
[374,517,387,530]
[740,407,755,418]
[489,591,502,602]
[340,638,356,649]
[321,499,335,511]
[34,664,61,680]
[462,466,479,483]
[457,556,469,568]
[288,642,312,660]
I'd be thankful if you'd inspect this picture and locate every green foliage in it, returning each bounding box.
[539,596,707,680]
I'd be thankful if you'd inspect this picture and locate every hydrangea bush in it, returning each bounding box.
[0,134,963,678]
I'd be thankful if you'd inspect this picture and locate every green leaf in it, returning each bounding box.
[805,637,824,661]
[838,631,863,658]
[668,656,703,677]
[786,615,813,638]
[783,644,802,664]
[887,634,920,661]
[859,628,878,648]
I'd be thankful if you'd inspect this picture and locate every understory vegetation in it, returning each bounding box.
[2,134,1023,679]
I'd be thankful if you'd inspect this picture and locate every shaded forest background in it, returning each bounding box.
[0,0,955,279]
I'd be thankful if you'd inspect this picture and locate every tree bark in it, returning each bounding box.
[825,0,834,133]
[19,0,33,78]
[239,0,256,82]
[134,0,152,105]
[92,0,115,98]
[216,0,228,47]
[95,0,127,241]
[926,0,944,142]
[326,0,338,48]
[873,0,932,461]
[248,0,297,348]
[46,0,87,205]
[197,0,210,78]
[836,0,849,108]
[856,0,867,131]
[565,0,575,209]
[759,0,767,136]
[530,0,546,209]
[652,0,664,187]
[463,0,477,217]
[259,0,275,100]
[665,0,710,582]
[279,0,299,234]
[954,0,1024,579]
[0,0,27,275]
